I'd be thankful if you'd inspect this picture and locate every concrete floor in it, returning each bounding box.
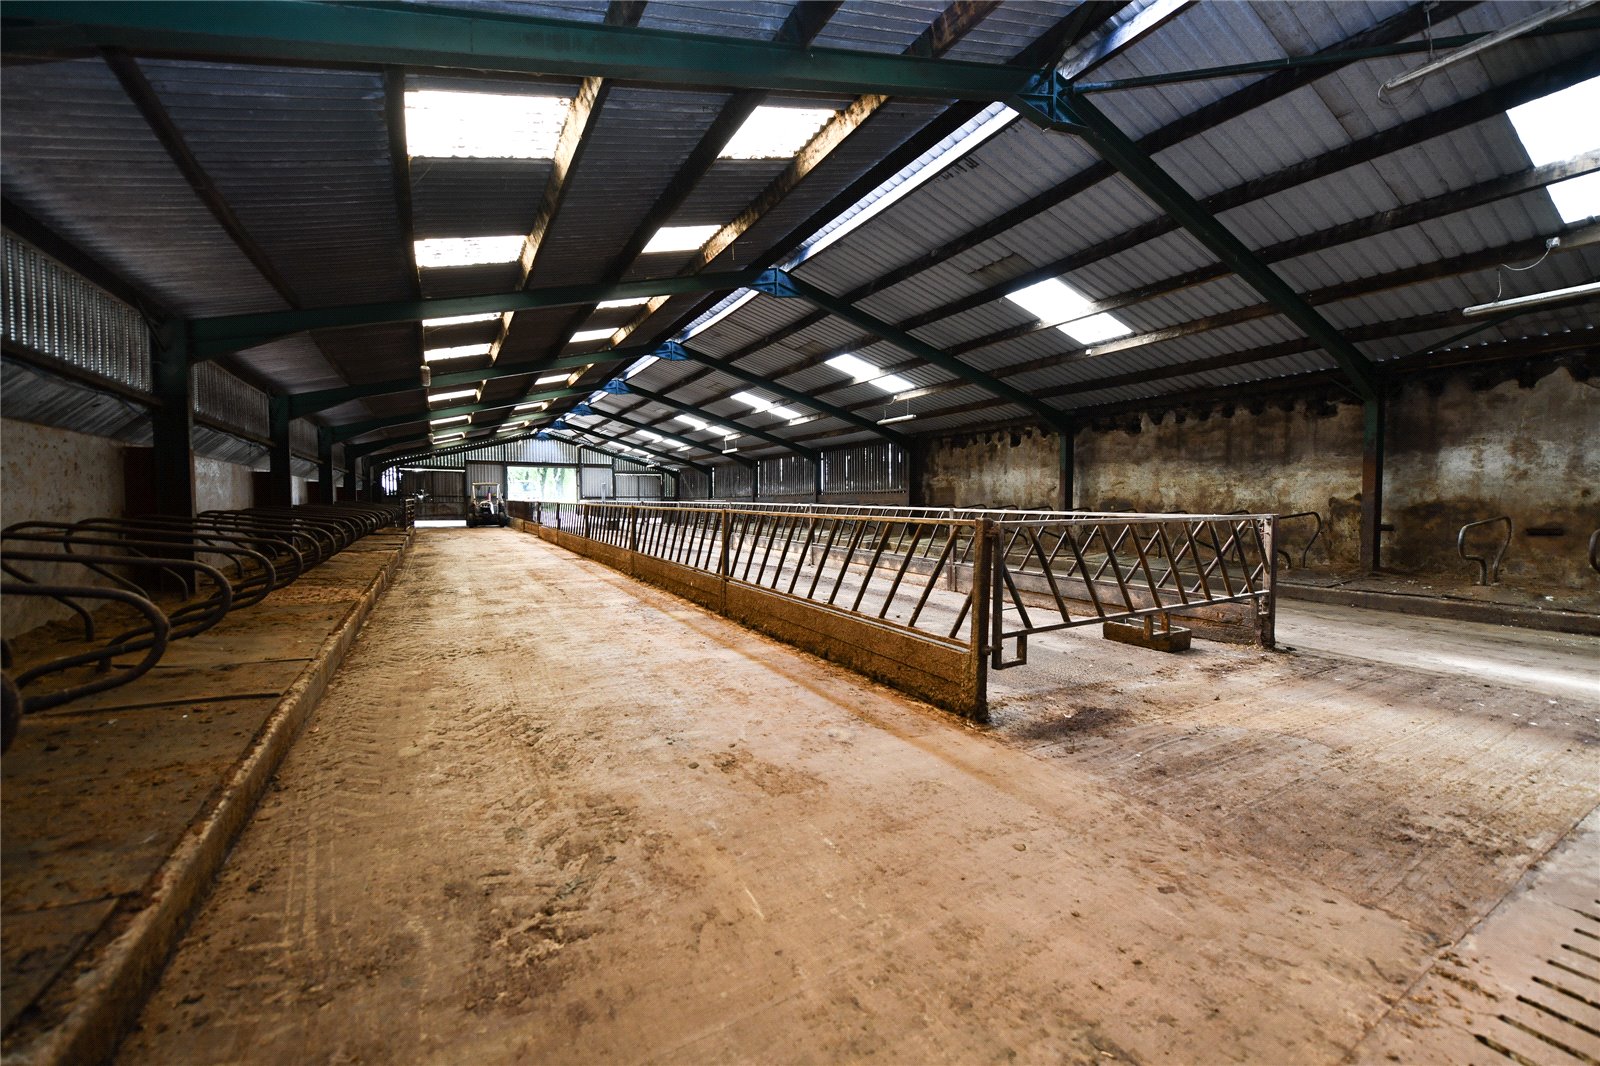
[118,527,1599,1064]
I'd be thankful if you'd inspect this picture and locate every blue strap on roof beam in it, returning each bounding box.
[1010,76,1380,401]
[3,1,1036,100]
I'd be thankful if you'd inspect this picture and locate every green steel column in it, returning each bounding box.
[150,322,196,517]
[317,426,335,505]
[1058,426,1076,512]
[1360,395,1387,572]
[266,396,294,508]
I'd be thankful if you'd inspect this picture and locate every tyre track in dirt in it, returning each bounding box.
[116,528,1593,1064]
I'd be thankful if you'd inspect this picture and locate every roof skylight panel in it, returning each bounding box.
[642,225,722,254]
[825,353,915,393]
[731,390,802,419]
[423,343,491,362]
[1004,277,1133,346]
[404,90,570,158]
[569,328,615,344]
[414,236,525,267]
[719,106,837,159]
[428,387,480,403]
[1507,75,1600,223]
[597,296,655,309]
[423,312,501,328]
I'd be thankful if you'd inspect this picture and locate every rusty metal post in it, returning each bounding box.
[1260,513,1278,648]
[1360,395,1386,572]
[718,507,731,579]
[969,517,993,723]
[628,505,639,553]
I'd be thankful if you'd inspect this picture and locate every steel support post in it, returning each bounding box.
[968,518,993,724]
[1260,514,1279,648]
[317,426,335,504]
[265,396,293,507]
[813,457,823,503]
[1057,426,1076,511]
[1360,395,1387,572]
[150,323,195,518]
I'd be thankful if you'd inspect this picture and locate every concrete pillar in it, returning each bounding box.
[150,322,195,518]
[1359,395,1386,572]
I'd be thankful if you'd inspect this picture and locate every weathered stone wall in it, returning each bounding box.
[915,365,1599,588]
[1075,399,1365,570]
[1387,369,1599,587]
[1,419,127,633]
[921,426,1062,509]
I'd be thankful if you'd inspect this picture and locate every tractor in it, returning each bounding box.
[465,482,511,527]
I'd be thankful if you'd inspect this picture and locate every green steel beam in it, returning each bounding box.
[286,344,650,417]
[622,384,817,460]
[186,269,763,359]
[756,270,1072,430]
[1012,78,1380,400]
[333,385,593,443]
[1074,17,1600,93]
[674,340,910,446]
[4,2,1035,99]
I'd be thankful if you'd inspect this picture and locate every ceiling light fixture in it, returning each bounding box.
[1462,278,1600,317]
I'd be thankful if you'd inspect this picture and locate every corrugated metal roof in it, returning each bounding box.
[138,60,413,307]
[0,57,289,317]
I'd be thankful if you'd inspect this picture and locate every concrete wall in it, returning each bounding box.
[1,419,127,634]
[1386,369,1599,587]
[915,364,1598,588]
[194,456,254,513]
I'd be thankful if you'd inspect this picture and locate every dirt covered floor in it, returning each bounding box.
[119,528,1599,1064]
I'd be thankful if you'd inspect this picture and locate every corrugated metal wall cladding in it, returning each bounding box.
[192,362,269,438]
[138,61,413,307]
[637,1,796,39]
[0,58,291,317]
[821,441,906,493]
[411,158,550,237]
[528,88,732,289]
[758,454,815,495]
[3,234,153,393]
[809,0,955,54]
[0,357,153,441]
[290,419,319,456]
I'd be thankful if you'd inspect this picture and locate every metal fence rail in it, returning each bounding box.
[512,501,1278,719]
[985,513,1276,668]
[525,500,984,648]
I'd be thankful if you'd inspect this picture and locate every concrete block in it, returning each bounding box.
[1102,618,1192,652]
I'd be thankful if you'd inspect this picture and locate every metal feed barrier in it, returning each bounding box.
[1,502,409,752]
[511,501,1276,720]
